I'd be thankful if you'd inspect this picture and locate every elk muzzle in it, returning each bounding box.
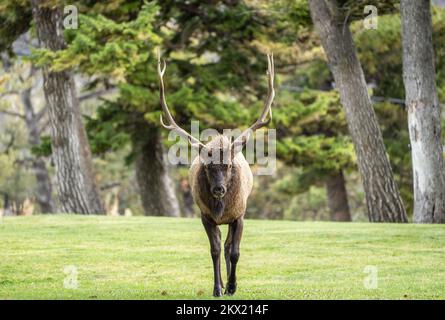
[211,185,227,199]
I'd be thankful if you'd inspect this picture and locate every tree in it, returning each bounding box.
[48,1,272,216]
[20,68,55,213]
[308,0,407,222]
[37,2,181,216]
[354,7,445,217]
[152,0,353,220]
[325,170,350,221]
[31,0,104,214]
[0,0,31,52]
[401,0,445,223]
[275,89,354,221]
[132,119,180,217]
[1,51,55,213]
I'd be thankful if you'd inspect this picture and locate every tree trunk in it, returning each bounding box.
[133,124,180,217]
[326,170,351,221]
[401,0,445,223]
[31,1,104,214]
[1,192,12,216]
[309,0,407,222]
[21,79,55,213]
[180,177,195,217]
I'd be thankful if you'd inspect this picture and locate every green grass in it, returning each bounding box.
[0,215,444,299]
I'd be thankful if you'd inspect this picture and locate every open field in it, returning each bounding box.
[0,215,444,299]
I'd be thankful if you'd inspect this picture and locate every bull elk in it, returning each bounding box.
[158,53,275,297]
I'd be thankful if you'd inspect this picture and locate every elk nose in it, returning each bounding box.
[212,185,226,197]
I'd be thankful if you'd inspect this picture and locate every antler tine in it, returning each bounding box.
[232,53,275,149]
[157,50,206,149]
[257,53,274,123]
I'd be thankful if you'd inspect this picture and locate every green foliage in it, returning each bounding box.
[0,0,32,52]
[30,136,52,157]
[338,0,399,21]
[0,116,36,208]
[5,0,443,219]
[275,90,348,136]
[283,185,329,219]
[0,153,15,185]
[242,0,311,46]
[294,59,332,89]
[278,135,354,172]
[279,7,445,215]
[353,15,404,98]
[85,102,130,155]
[165,86,250,131]
[57,0,288,163]
[432,7,445,101]
[30,2,163,164]
[31,2,161,80]
[158,1,281,106]
[353,9,445,100]
[273,89,354,192]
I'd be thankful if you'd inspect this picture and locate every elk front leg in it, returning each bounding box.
[225,217,243,295]
[224,224,233,280]
[201,214,223,297]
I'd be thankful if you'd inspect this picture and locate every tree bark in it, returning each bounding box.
[133,125,180,217]
[401,0,445,223]
[31,1,104,214]
[326,170,351,221]
[21,82,55,213]
[1,192,12,216]
[309,0,407,222]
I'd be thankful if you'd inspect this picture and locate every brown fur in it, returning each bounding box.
[189,135,253,225]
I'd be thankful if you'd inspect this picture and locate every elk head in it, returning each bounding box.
[157,51,275,201]
[200,138,234,199]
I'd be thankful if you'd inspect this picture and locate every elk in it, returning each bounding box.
[158,53,275,297]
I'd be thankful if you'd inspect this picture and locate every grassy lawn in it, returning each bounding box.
[0,215,444,299]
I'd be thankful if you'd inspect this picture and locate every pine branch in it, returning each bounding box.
[0,109,26,119]
[79,88,118,102]
[0,91,20,98]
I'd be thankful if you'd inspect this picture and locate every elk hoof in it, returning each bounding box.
[224,282,237,295]
[213,286,223,297]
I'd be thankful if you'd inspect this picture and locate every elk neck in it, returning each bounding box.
[197,162,241,219]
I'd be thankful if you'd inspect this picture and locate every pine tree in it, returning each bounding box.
[31,0,104,214]
[309,0,407,222]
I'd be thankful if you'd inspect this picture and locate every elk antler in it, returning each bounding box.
[158,50,206,150]
[232,53,275,151]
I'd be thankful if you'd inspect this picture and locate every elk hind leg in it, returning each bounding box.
[224,225,233,281]
[225,217,243,295]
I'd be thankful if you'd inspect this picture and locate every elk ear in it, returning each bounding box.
[232,128,253,157]
[197,145,212,164]
[228,136,236,160]
[190,140,204,152]
[198,143,205,154]
[231,135,247,158]
[191,142,207,162]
